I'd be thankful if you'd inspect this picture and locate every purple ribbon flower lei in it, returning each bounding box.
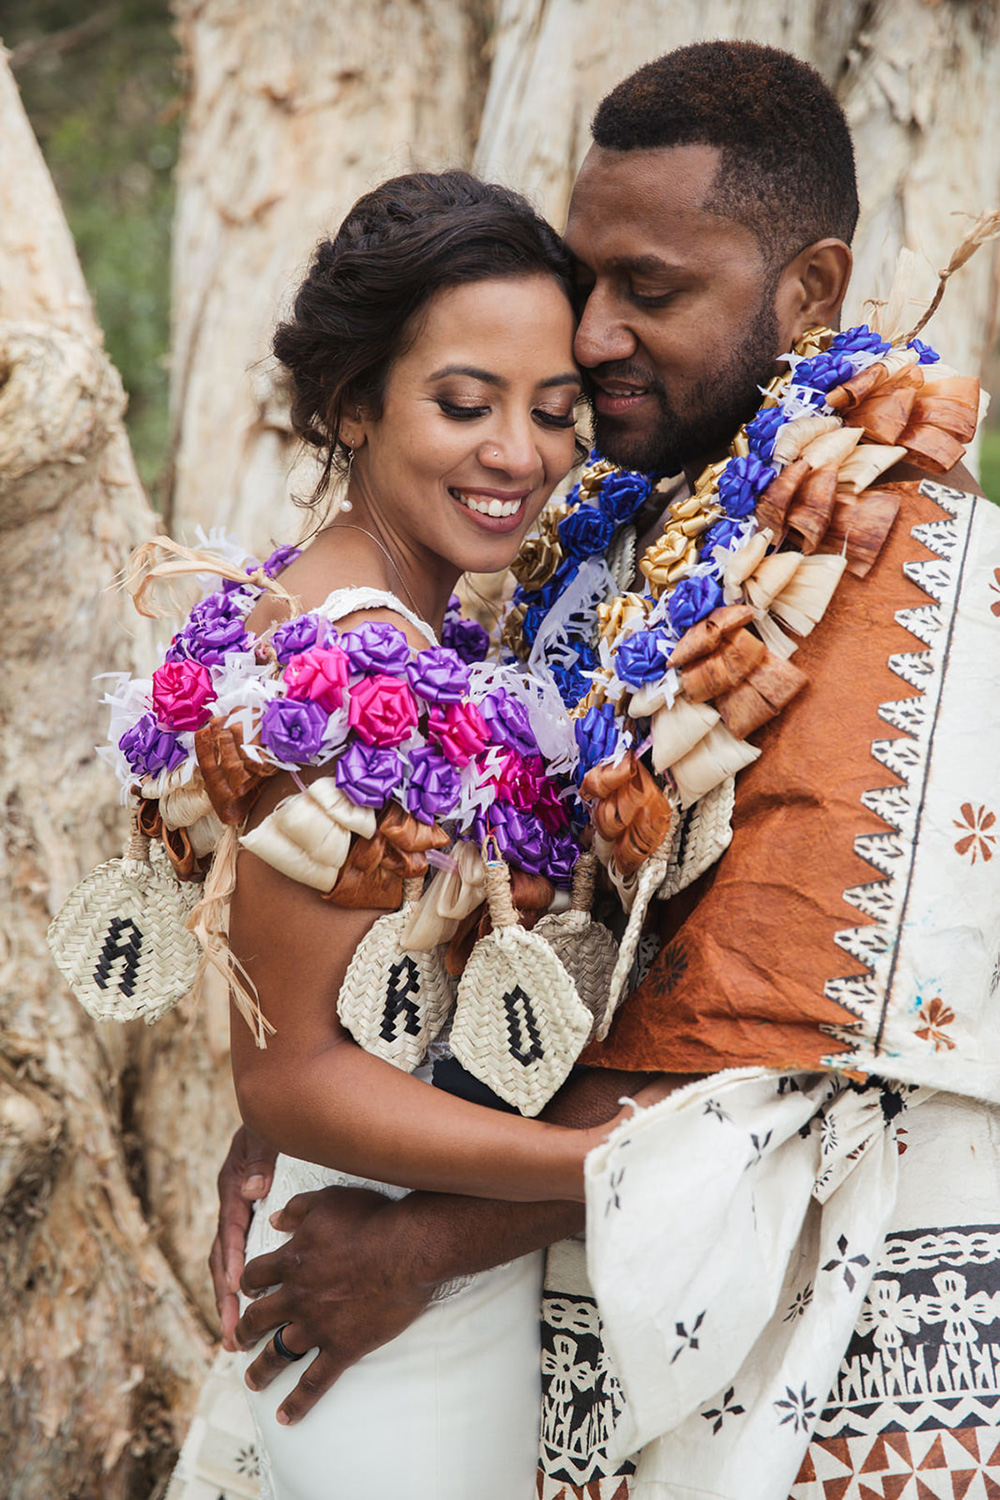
[441,612,491,664]
[478,688,538,757]
[262,544,302,577]
[259,697,329,763]
[405,746,462,824]
[340,620,411,675]
[406,646,471,704]
[574,702,620,780]
[334,741,403,807]
[558,503,617,561]
[717,454,775,520]
[119,713,187,777]
[272,614,331,664]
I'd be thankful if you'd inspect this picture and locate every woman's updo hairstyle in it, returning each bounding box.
[273,170,576,512]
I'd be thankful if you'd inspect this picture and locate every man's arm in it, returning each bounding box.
[234,1065,661,1425]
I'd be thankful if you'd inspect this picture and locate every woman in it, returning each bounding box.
[179,171,643,1500]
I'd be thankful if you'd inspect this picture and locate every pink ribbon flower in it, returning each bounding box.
[427,700,489,767]
[151,659,216,732]
[347,673,420,747]
[284,644,351,713]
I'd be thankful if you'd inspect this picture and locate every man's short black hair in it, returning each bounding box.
[591,41,859,270]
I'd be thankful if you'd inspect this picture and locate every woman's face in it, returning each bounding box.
[351,274,580,577]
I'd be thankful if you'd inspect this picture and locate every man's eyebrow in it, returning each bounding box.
[428,365,581,389]
[611,253,684,277]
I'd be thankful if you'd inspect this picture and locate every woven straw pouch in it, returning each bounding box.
[657,775,735,900]
[337,877,454,1072]
[531,851,618,1039]
[450,853,592,1117]
[47,816,202,1024]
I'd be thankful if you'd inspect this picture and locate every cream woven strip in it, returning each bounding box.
[657,775,735,901]
[597,849,671,1041]
[532,852,618,1038]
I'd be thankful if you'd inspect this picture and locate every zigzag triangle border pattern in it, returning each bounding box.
[822,480,970,1062]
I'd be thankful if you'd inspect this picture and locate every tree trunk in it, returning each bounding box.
[167,0,492,550]
[0,55,214,1499]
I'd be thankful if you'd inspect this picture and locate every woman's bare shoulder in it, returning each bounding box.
[245,531,433,649]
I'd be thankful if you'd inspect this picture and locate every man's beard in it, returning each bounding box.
[589,294,781,476]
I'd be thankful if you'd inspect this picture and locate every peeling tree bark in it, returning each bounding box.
[0,54,215,1499]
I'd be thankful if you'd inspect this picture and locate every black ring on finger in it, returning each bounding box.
[272,1323,306,1363]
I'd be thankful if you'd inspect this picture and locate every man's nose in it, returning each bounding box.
[573,286,636,369]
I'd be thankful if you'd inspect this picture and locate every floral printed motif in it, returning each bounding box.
[857,1278,921,1349]
[953,801,996,863]
[914,996,957,1051]
[774,1381,817,1434]
[918,1270,996,1344]
[990,566,1000,617]
[542,1334,597,1406]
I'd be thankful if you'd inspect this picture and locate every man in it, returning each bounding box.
[211,41,1000,1499]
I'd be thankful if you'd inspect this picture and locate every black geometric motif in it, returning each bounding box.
[379,956,422,1042]
[702,1386,746,1435]
[748,1129,772,1166]
[504,985,544,1066]
[539,1291,636,1486]
[822,1233,871,1292]
[92,917,143,998]
[671,1310,706,1363]
[784,1284,814,1321]
[659,940,689,995]
[775,1381,816,1433]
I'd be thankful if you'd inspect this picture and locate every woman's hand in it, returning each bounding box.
[209,1125,278,1349]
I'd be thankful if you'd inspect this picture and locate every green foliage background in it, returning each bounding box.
[3,1,999,505]
[4,0,180,498]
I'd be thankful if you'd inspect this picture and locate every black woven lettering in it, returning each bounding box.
[504,985,544,1066]
[93,917,143,999]
[380,957,422,1042]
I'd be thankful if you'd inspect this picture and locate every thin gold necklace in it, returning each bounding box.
[335,522,424,622]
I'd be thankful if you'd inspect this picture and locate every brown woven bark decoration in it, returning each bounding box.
[194,716,278,825]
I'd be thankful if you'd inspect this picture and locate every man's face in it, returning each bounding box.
[564,143,785,477]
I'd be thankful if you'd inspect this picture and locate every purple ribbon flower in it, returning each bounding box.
[478,689,537,757]
[700,517,746,558]
[166,591,252,666]
[119,713,186,777]
[334,741,403,807]
[272,614,331,664]
[262,544,302,577]
[259,697,328,762]
[745,405,785,463]
[406,646,471,704]
[473,804,548,875]
[441,612,491,664]
[405,746,461,824]
[340,621,411,675]
[667,573,725,636]
[546,831,580,887]
[717,454,775,520]
[615,629,673,687]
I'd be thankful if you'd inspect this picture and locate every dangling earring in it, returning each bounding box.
[340,444,354,513]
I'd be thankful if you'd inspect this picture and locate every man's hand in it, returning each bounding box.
[209,1125,278,1349]
[231,1066,658,1424]
[236,1186,438,1425]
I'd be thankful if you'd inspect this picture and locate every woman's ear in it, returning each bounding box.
[336,404,368,453]
[775,238,853,346]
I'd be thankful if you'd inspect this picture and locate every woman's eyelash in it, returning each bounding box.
[535,410,576,429]
[437,399,488,419]
[436,399,576,429]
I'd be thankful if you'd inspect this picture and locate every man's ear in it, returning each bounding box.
[775,239,853,346]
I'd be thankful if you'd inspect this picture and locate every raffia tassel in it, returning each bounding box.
[799,425,862,471]
[670,722,760,808]
[902,207,1000,346]
[125,535,297,621]
[240,781,376,893]
[770,553,848,635]
[651,696,720,772]
[822,490,901,578]
[187,825,275,1047]
[771,413,841,467]
[836,443,907,494]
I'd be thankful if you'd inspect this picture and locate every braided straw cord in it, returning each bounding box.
[597,849,670,1041]
[532,852,617,1033]
[482,853,518,928]
[570,849,597,912]
[187,825,274,1047]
